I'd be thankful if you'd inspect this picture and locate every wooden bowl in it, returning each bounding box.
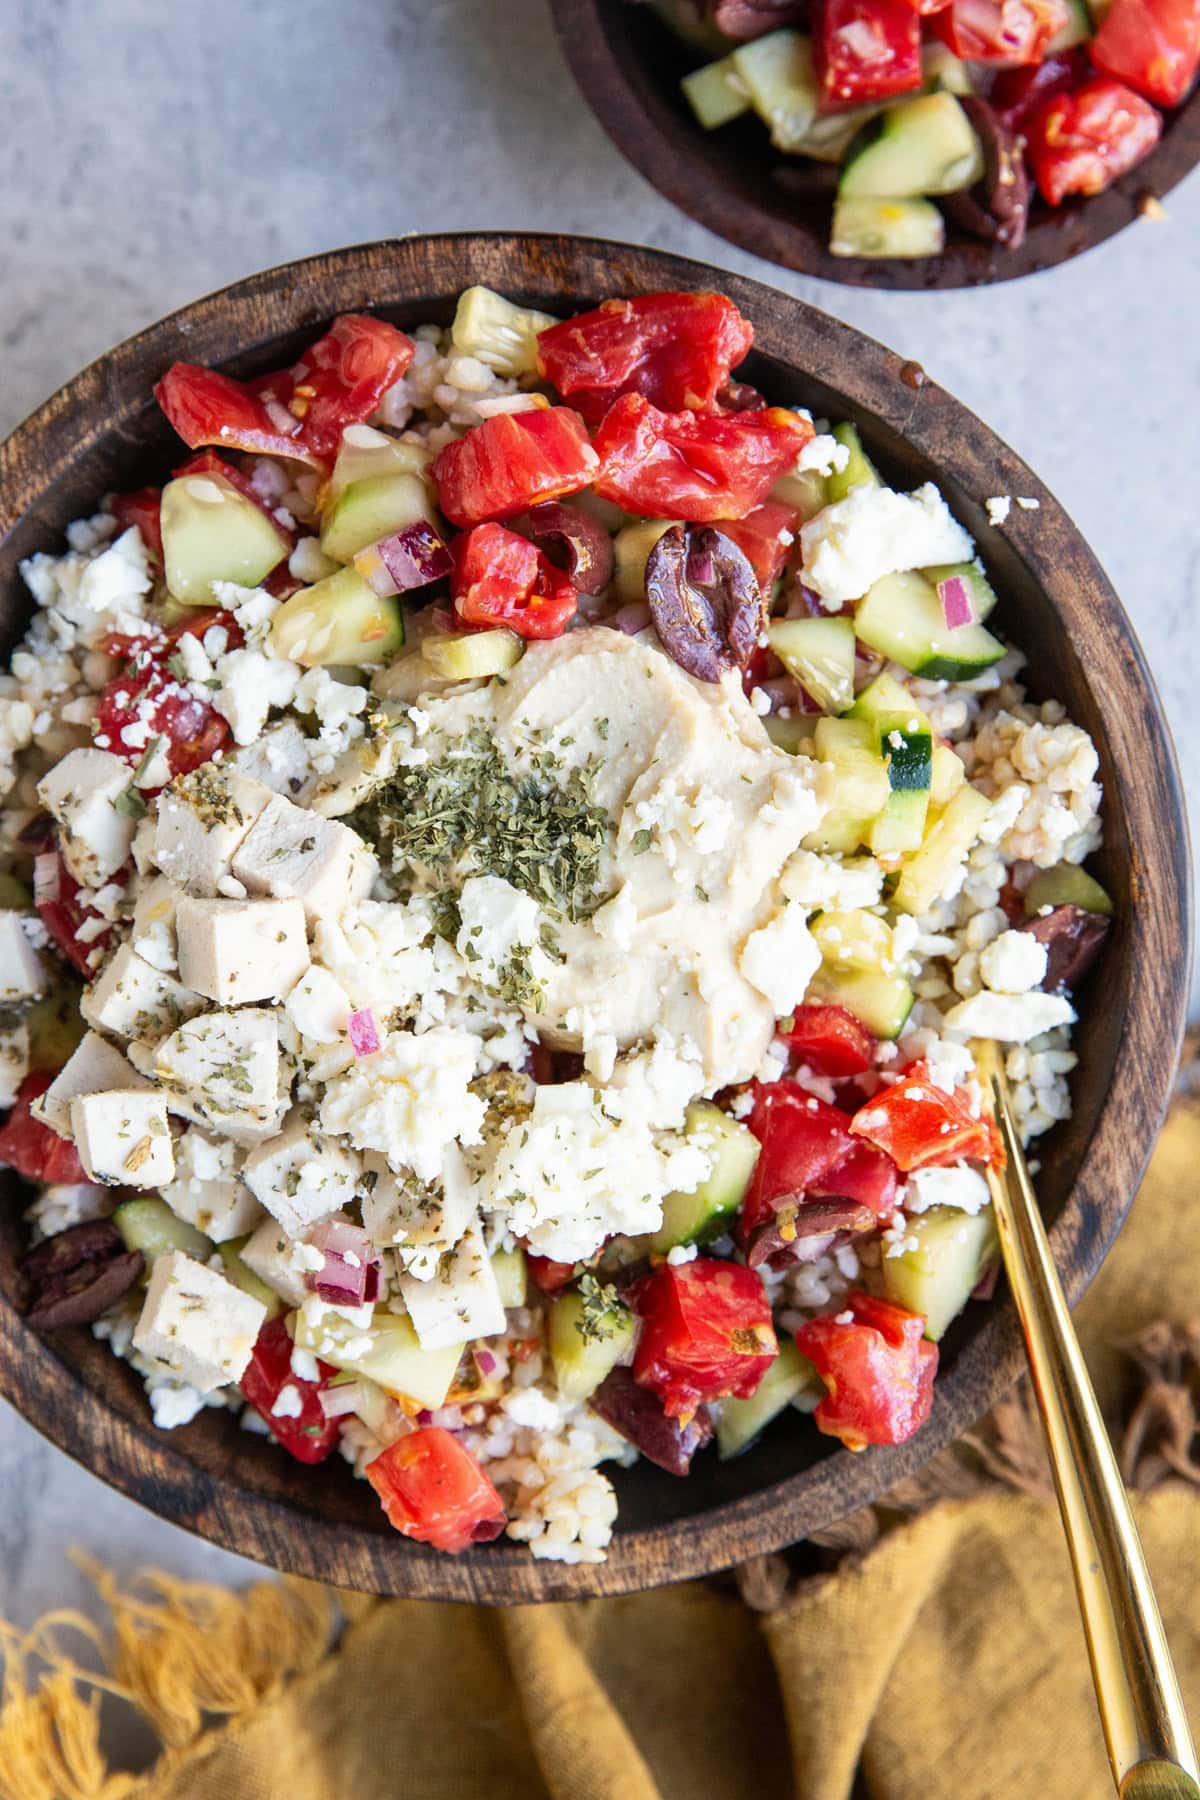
[0,234,1189,1602]
[550,0,1200,289]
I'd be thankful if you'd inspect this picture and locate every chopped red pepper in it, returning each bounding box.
[815,0,924,106]
[780,1003,876,1078]
[848,1059,1003,1171]
[1025,74,1163,202]
[450,522,579,639]
[366,1427,507,1554]
[633,1257,777,1420]
[739,1080,857,1248]
[239,1316,341,1464]
[716,500,799,591]
[109,488,164,560]
[933,0,1072,62]
[808,1143,899,1219]
[1090,0,1200,104]
[0,1072,86,1185]
[34,849,112,976]
[794,1290,938,1450]
[536,292,755,425]
[432,407,599,528]
[593,394,812,523]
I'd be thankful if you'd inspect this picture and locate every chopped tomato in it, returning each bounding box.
[815,0,924,105]
[0,1072,86,1185]
[366,1427,506,1554]
[593,395,812,523]
[897,0,953,12]
[97,641,230,786]
[1091,0,1200,104]
[109,488,164,560]
[717,500,799,590]
[450,522,579,639]
[989,48,1089,128]
[633,1258,776,1420]
[34,849,112,976]
[239,1317,341,1463]
[809,1143,899,1218]
[527,1254,578,1296]
[740,1081,857,1246]
[1025,74,1163,201]
[536,292,754,425]
[155,314,414,471]
[173,449,294,545]
[794,1290,938,1450]
[933,0,1071,62]
[780,1003,876,1077]
[849,1059,1003,1171]
[432,407,599,528]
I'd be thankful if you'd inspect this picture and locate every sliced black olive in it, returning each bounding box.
[591,1366,713,1475]
[645,524,764,683]
[22,1218,144,1329]
[745,1198,877,1271]
[942,97,1030,252]
[513,502,615,595]
[1020,904,1110,991]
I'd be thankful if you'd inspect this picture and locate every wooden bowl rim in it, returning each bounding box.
[0,232,1190,1601]
[549,0,1200,291]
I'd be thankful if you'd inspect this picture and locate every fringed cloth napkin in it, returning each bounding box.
[3,1059,1199,1800]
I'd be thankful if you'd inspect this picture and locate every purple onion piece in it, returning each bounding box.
[645,525,764,683]
[590,1366,713,1476]
[514,502,614,595]
[376,522,453,594]
[1019,905,1111,992]
[711,0,809,39]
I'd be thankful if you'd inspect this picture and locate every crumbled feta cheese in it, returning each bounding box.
[210,646,300,745]
[320,1026,484,1181]
[133,1250,266,1392]
[800,482,974,607]
[666,1242,699,1265]
[941,989,1076,1043]
[985,497,1012,526]
[1015,497,1040,511]
[979,928,1048,996]
[739,902,822,1014]
[455,874,548,995]
[70,1088,174,1186]
[227,720,314,799]
[162,1129,263,1243]
[904,1163,991,1215]
[271,1383,304,1419]
[149,1382,209,1430]
[797,433,850,478]
[502,1386,562,1431]
[285,965,353,1045]
[176,895,310,1005]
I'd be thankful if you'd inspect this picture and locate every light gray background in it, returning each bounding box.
[0,0,1195,1638]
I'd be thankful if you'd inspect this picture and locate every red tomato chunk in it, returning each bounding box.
[809,1143,900,1219]
[1025,75,1162,202]
[1091,0,1200,105]
[740,1080,856,1244]
[633,1257,777,1420]
[848,1059,1003,1171]
[780,1003,876,1077]
[35,848,112,975]
[0,1073,86,1185]
[593,395,811,522]
[536,292,755,425]
[816,0,924,107]
[794,1291,938,1451]
[109,488,164,561]
[366,1427,507,1554]
[934,0,1071,62]
[97,637,231,786]
[450,523,579,639]
[716,500,799,590]
[989,48,1088,127]
[432,407,599,528]
[239,1316,341,1464]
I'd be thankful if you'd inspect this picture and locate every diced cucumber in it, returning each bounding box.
[847,670,928,731]
[450,286,558,378]
[613,518,678,604]
[1023,865,1114,918]
[855,570,1006,681]
[329,427,432,502]
[549,1284,636,1404]
[813,715,878,759]
[490,1247,527,1309]
[892,783,991,915]
[768,616,856,715]
[922,559,999,622]
[805,716,891,853]
[840,93,984,199]
[881,1205,998,1341]
[0,873,31,909]
[869,715,932,855]
[25,988,86,1072]
[831,195,945,260]
[764,713,818,755]
[770,468,828,521]
[806,965,914,1039]
[870,787,929,857]
[730,31,819,152]
[826,423,882,505]
[160,474,288,606]
[270,567,404,667]
[420,629,523,681]
[114,1197,212,1269]
[320,472,436,566]
[795,101,886,164]
[930,742,966,806]
[289,1307,463,1409]
[649,1102,760,1253]
[1046,0,1092,49]
[682,54,751,130]
[651,0,729,55]
[812,906,892,974]
[922,44,974,95]
[715,1341,821,1458]
[218,1237,285,1320]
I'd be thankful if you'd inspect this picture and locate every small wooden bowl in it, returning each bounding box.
[0,235,1189,1601]
[550,0,1200,289]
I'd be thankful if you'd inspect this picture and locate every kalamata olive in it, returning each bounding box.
[645,525,764,683]
[716,379,767,413]
[1020,904,1110,992]
[711,0,809,40]
[942,97,1030,252]
[513,502,614,595]
[745,1199,877,1271]
[21,1219,144,1329]
[591,1366,713,1476]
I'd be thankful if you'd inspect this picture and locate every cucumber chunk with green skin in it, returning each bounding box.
[768,616,856,715]
[490,1247,527,1309]
[549,1283,636,1404]
[930,742,966,806]
[807,965,914,1039]
[288,1308,463,1409]
[420,629,523,681]
[892,784,991,915]
[805,717,891,854]
[881,1205,998,1341]
[682,54,752,130]
[218,1238,285,1320]
[847,670,928,731]
[855,570,1006,681]
[270,568,404,668]
[0,873,31,909]
[731,31,819,152]
[831,195,945,259]
[770,467,829,520]
[114,1198,212,1269]
[320,471,436,565]
[716,1341,822,1458]
[649,1103,761,1253]
[161,474,288,606]
[329,427,433,501]
[1023,865,1114,918]
[870,787,929,856]
[812,906,893,973]
[923,559,999,621]
[763,713,818,755]
[613,518,678,604]
[826,422,882,505]
[922,43,974,94]
[450,287,557,378]
[840,93,984,199]
[868,716,932,854]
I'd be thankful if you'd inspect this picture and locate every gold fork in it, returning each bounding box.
[974,1039,1198,1798]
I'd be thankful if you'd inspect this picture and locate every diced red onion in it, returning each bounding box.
[611,601,652,635]
[307,1217,379,1307]
[33,853,60,905]
[374,522,453,595]
[416,1408,434,1426]
[475,1349,498,1375]
[783,582,825,620]
[318,1384,362,1420]
[937,574,976,631]
[348,1009,380,1058]
[759,675,803,714]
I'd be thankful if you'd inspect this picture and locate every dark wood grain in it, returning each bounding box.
[0,234,1190,1602]
[549,0,1200,289]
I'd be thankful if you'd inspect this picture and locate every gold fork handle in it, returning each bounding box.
[978,1046,1199,1797]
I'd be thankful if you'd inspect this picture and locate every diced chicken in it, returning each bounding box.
[176,896,309,1006]
[231,794,377,925]
[0,912,47,1001]
[148,1008,281,1141]
[398,1218,505,1351]
[152,769,273,896]
[35,1031,149,1137]
[70,1088,175,1186]
[241,1106,364,1237]
[82,942,204,1041]
[133,1250,265,1391]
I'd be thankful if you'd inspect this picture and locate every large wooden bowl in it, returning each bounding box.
[550,0,1200,289]
[0,235,1189,1601]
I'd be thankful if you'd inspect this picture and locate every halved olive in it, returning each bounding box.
[645,524,764,683]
